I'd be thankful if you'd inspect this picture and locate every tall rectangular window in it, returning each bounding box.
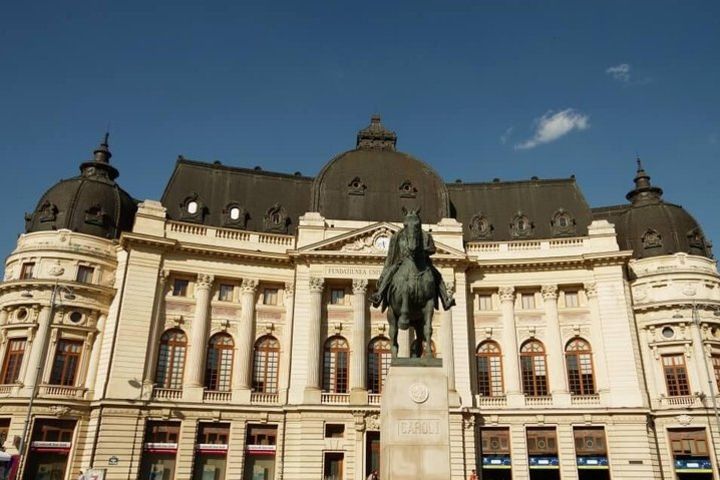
[521,293,536,310]
[263,288,278,305]
[564,291,579,308]
[20,262,35,280]
[712,355,720,391]
[218,284,234,302]
[1,338,26,384]
[323,452,344,480]
[663,354,691,396]
[330,288,346,305]
[49,339,83,386]
[75,265,94,283]
[172,279,189,297]
[477,294,493,311]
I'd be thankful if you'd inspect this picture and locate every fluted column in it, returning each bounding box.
[584,282,610,397]
[350,279,368,405]
[85,314,107,396]
[304,277,324,403]
[143,271,168,397]
[499,287,522,406]
[441,281,457,393]
[184,274,213,398]
[22,305,52,394]
[542,285,570,405]
[278,281,295,402]
[234,278,258,398]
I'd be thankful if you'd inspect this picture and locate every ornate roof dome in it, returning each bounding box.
[311,116,449,223]
[24,134,137,239]
[616,159,712,259]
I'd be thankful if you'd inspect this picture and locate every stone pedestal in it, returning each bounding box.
[380,360,451,480]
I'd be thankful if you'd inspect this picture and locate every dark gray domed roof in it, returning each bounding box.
[609,160,712,259]
[24,135,137,239]
[311,116,450,224]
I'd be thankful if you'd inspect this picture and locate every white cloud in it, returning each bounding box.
[500,126,513,144]
[606,63,631,83]
[514,109,590,150]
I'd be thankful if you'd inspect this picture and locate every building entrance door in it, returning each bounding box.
[365,431,380,477]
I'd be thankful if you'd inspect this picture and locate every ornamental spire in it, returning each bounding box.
[625,156,663,205]
[356,115,397,151]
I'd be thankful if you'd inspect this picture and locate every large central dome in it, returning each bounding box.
[311,116,449,223]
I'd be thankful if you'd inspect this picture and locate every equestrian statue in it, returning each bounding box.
[370,209,455,358]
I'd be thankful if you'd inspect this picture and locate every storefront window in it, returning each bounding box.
[139,421,180,480]
[24,420,76,480]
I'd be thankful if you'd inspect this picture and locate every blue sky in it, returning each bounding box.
[1,0,718,259]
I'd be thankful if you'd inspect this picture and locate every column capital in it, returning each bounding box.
[240,278,259,293]
[352,278,368,295]
[196,273,214,290]
[284,281,295,297]
[584,282,598,298]
[309,277,325,293]
[541,284,558,300]
[498,286,515,302]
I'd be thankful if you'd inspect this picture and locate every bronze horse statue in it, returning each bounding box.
[371,209,455,358]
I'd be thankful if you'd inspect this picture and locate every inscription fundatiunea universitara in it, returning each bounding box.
[324,266,383,278]
[397,419,441,437]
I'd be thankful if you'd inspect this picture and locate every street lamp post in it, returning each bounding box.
[17,281,75,465]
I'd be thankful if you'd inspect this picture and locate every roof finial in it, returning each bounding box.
[626,156,662,205]
[357,114,397,151]
[636,152,643,171]
[93,131,112,163]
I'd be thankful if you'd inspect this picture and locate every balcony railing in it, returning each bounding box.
[571,394,601,406]
[0,385,13,396]
[251,392,279,404]
[153,388,182,400]
[476,395,507,408]
[658,395,702,408]
[368,394,381,405]
[38,385,87,399]
[204,390,231,403]
[525,396,553,407]
[321,392,349,405]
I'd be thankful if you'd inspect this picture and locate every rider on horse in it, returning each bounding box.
[370,210,456,328]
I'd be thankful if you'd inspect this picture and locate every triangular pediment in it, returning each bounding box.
[297,222,465,257]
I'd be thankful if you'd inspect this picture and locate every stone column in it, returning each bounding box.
[350,278,368,405]
[499,287,523,407]
[278,281,295,402]
[233,278,258,402]
[584,282,610,398]
[304,277,324,403]
[541,284,570,405]
[22,305,52,395]
[441,281,458,405]
[690,310,715,396]
[0,308,8,326]
[143,271,168,398]
[84,313,106,396]
[184,274,213,400]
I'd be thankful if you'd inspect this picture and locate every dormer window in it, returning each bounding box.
[510,212,534,238]
[348,177,367,196]
[263,203,290,234]
[641,229,663,249]
[399,180,417,198]
[37,201,58,223]
[179,193,205,223]
[222,202,249,229]
[551,209,576,237]
[84,204,107,227]
[469,213,493,240]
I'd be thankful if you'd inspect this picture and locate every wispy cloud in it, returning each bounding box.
[500,126,514,145]
[514,109,590,150]
[606,63,631,83]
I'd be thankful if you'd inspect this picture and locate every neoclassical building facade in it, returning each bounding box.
[0,117,718,480]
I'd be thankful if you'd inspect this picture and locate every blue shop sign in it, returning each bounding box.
[577,456,609,469]
[482,455,511,469]
[529,456,559,469]
[675,458,712,473]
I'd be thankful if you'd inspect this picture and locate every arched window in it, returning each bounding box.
[520,340,548,396]
[367,336,391,393]
[476,341,503,397]
[252,335,280,393]
[205,333,234,392]
[323,336,349,393]
[410,339,437,358]
[155,329,187,390]
[565,338,595,395]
